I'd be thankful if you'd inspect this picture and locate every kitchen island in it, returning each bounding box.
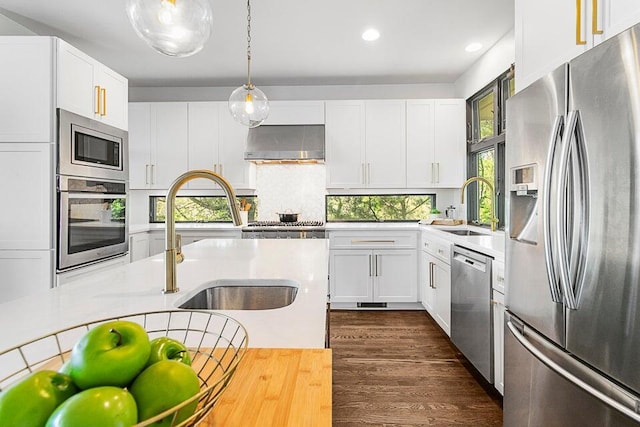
[0,239,330,351]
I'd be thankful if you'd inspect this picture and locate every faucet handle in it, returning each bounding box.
[176,234,184,264]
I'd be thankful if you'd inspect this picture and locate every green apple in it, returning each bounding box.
[45,386,137,427]
[147,337,192,367]
[0,370,78,427]
[130,360,200,426]
[69,320,151,389]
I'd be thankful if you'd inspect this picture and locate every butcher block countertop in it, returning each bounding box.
[203,348,332,426]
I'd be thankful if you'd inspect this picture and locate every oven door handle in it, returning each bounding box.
[66,193,127,199]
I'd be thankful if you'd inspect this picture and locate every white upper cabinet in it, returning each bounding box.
[261,101,325,125]
[407,99,465,188]
[326,100,407,189]
[516,0,640,91]
[187,102,220,189]
[128,102,188,189]
[365,100,406,188]
[188,102,255,190]
[0,37,53,143]
[326,101,366,188]
[56,39,128,130]
[129,102,255,191]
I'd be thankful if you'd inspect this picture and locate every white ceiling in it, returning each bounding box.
[0,0,514,88]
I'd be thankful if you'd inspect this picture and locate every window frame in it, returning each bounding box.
[466,66,513,230]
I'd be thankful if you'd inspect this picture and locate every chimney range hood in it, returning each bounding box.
[244,125,325,163]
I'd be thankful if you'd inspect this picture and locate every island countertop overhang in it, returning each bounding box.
[0,239,330,351]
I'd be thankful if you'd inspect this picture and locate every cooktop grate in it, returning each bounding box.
[247,221,325,227]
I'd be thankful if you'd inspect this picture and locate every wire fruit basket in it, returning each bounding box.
[0,310,248,426]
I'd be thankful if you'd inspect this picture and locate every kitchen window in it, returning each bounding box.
[325,194,435,222]
[466,66,514,229]
[150,196,257,223]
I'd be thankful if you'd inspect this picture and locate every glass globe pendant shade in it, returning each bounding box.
[228,84,269,128]
[126,0,213,57]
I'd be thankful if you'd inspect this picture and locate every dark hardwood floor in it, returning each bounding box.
[330,310,503,426]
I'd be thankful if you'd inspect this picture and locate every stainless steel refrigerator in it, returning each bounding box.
[505,23,640,426]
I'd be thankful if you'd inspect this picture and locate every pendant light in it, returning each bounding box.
[228,0,269,128]
[126,0,213,57]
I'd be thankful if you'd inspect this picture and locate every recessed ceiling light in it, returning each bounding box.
[362,28,380,42]
[465,42,483,52]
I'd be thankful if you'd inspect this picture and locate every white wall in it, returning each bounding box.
[0,13,35,35]
[454,29,515,99]
[129,83,456,102]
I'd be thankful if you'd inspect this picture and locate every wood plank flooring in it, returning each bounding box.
[330,310,503,426]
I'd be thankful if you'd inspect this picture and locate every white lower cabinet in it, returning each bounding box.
[147,229,242,257]
[492,289,505,395]
[419,230,452,335]
[129,233,150,263]
[329,231,419,306]
[56,255,129,286]
[0,250,52,304]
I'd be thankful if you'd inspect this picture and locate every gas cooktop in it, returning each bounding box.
[246,221,325,227]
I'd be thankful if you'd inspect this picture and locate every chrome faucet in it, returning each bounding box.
[460,176,499,232]
[164,170,243,294]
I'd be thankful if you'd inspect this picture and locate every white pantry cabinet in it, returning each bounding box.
[0,37,53,143]
[128,102,189,190]
[0,143,52,250]
[419,230,452,335]
[57,39,128,130]
[515,0,640,91]
[0,250,52,304]
[329,231,418,306]
[326,100,406,188]
[407,99,466,188]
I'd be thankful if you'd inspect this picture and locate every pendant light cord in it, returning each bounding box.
[246,0,252,87]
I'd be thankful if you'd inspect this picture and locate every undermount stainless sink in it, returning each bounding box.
[442,229,488,237]
[177,279,299,310]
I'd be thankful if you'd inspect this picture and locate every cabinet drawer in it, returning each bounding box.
[329,231,417,249]
[420,231,451,264]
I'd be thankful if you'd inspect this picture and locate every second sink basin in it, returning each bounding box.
[442,229,488,237]
[178,279,299,310]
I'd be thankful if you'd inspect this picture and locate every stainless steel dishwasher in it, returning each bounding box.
[451,245,493,382]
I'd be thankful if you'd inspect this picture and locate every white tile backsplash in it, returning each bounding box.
[255,164,327,221]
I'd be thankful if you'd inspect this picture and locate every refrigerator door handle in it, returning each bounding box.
[555,111,580,310]
[543,115,565,303]
[507,320,640,423]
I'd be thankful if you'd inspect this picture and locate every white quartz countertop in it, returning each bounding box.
[0,239,329,352]
[419,224,505,261]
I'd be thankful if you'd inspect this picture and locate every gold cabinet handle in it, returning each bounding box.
[95,85,101,114]
[592,0,603,35]
[101,88,107,116]
[576,0,587,45]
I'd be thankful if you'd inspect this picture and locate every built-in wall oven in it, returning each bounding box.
[56,109,129,271]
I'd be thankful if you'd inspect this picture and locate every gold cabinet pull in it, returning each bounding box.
[576,0,587,45]
[592,0,603,34]
[94,85,101,114]
[101,88,107,116]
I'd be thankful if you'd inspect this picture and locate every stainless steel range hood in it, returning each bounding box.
[244,125,325,163]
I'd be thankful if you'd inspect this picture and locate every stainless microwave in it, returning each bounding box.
[57,109,128,181]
